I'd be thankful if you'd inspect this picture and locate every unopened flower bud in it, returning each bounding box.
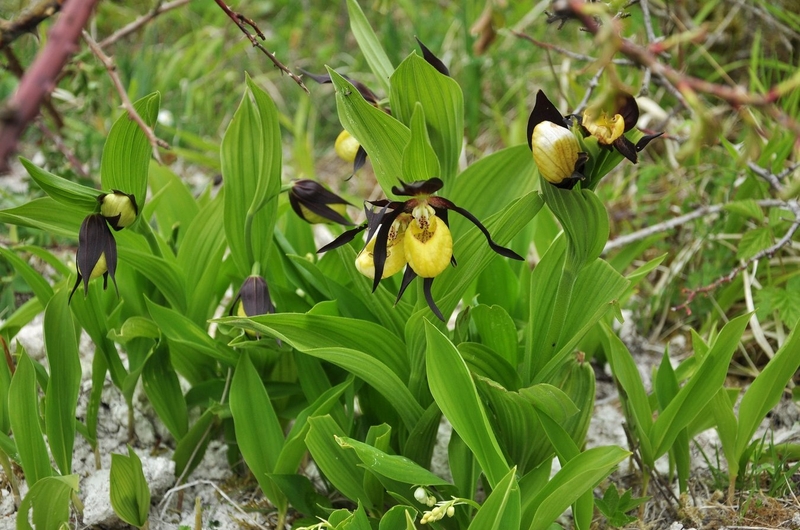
[289,179,352,225]
[69,213,118,302]
[98,190,138,230]
[335,130,361,163]
[531,122,583,185]
[414,487,427,504]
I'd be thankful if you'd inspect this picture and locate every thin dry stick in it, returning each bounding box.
[82,30,169,164]
[511,31,633,65]
[0,0,63,50]
[158,480,267,529]
[212,0,308,93]
[573,66,604,115]
[36,121,90,178]
[674,199,800,314]
[747,162,784,193]
[0,0,100,173]
[99,0,192,49]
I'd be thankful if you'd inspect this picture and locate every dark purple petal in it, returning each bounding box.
[290,180,352,225]
[352,145,368,176]
[438,199,524,260]
[300,69,380,105]
[635,132,664,152]
[395,266,418,305]
[613,136,638,164]
[317,223,368,253]
[239,275,275,316]
[527,90,569,150]
[423,277,444,321]
[615,92,640,132]
[371,207,406,292]
[391,178,444,197]
[416,37,450,77]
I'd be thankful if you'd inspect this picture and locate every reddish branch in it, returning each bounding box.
[0,0,63,50]
[0,0,100,174]
[212,0,308,93]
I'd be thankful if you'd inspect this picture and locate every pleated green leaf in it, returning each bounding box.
[101,92,160,210]
[8,350,51,486]
[468,466,520,530]
[43,288,81,475]
[16,474,78,530]
[470,304,518,367]
[346,0,394,94]
[379,505,417,530]
[390,52,463,183]
[173,408,217,478]
[542,184,608,271]
[142,342,188,440]
[425,321,509,488]
[0,247,53,305]
[306,415,372,510]
[458,342,522,392]
[110,446,151,528]
[0,197,84,238]
[650,313,750,458]
[328,68,410,198]
[337,435,450,486]
[230,353,287,512]
[21,157,99,211]
[526,446,628,530]
[402,103,441,182]
[118,247,187,312]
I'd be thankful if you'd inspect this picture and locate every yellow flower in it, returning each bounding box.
[355,219,407,279]
[404,205,452,278]
[98,190,138,230]
[582,109,625,145]
[334,130,361,163]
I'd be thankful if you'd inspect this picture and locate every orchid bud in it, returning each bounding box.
[531,121,584,185]
[69,213,118,302]
[334,130,361,163]
[98,190,138,230]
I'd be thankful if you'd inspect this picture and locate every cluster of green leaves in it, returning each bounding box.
[1,1,799,528]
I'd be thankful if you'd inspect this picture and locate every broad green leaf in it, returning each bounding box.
[346,0,394,94]
[43,289,81,475]
[0,297,43,345]
[402,103,441,182]
[0,196,84,238]
[101,92,160,209]
[110,446,151,527]
[16,474,78,530]
[118,247,187,312]
[222,76,281,276]
[230,353,287,512]
[21,157,99,211]
[142,342,188,440]
[425,321,509,488]
[0,247,53,305]
[306,415,372,510]
[380,505,417,530]
[269,474,332,519]
[468,466,520,530]
[458,342,522,392]
[736,325,800,457]
[219,313,408,381]
[655,351,690,492]
[173,408,217,478]
[651,313,750,457]
[470,304,518,366]
[337,435,449,486]
[328,68,410,198]
[526,446,629,530]
[542,185,608,270]
[434,191,544,320]
[8,351,51,486]
[520,384,579,424]
[390,52,463,183]
[148,164,200,243]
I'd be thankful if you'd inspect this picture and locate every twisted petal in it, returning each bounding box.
[423,277,444,321]
[395,266,418,305]
[70,213,118,303]
[289,179,352,225]
[416,37,450,77]
[527,90,570,151]
[434,198,524,261]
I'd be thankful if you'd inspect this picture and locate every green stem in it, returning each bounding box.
[532,261,578,383]
[0,450,20,506]
[134,217,163,258]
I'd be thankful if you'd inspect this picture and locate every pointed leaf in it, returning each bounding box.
[110,446,150,527]
[468,466,520,530]
[8,351,51,486]
[16,475,79,530]
[402,103,441,182]
[336,436,449,486]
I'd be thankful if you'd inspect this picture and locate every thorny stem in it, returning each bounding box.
[673,199,800,314]
[82,30,169,165]
[0,0,63,50]
[212,0,308,93]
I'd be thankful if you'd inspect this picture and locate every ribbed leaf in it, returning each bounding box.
[173,408,217,477]
[43,288,81,475]
[16,474,78,530]
[337,435,449,486]
[328,69,410,198]
[21,157,99,211]
[542,184,608,270]
[0,247,53,304]
[142,342,188,440]
[390,52,463,183]
[346,0,394,93]
[468,466,520,530]
[8,351,51,486]
[230,353,287,512]
[110,446,151,527]
[425,321,509,488]
[101,92,160,209]
[401,103,441,182]
[0,197,84,238]
[470,304,518,367]
[118,247,187,312]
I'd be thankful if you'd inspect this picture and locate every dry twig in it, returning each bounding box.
[213,0,308,93]
[82,30,169,165]
[99,0,192,49]
[0,0,100,173]
[0,0,62,50]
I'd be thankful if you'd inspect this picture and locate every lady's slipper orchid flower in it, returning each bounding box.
[234,275,275,317]
[289,179,352,225]
[69,213,118,302]
[98,190,138,230]
[582,91,663,163]
[319,178,523,320]
[527,90,588,189]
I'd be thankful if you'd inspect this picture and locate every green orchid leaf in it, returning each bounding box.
[425,321,509,488]
[468,466,520,530]
[306,415,372,510]
[337,435,450,486]
[0,247,53,305]
[390,52,463,183]
[346,0,394,94]
[118,247,187,312]
[173,407,218,478]
[379,505,418,530]
[650,313,750,458]
[148,164,200,243]
[230,353,287,512]
[142,342,189,440]
[402,103,441,182]
[470,304,518,367]
[0,197,84,238]
[459,342,522,392]
[43,289,81,475]
[110,446,151,528]
[268,474,333,519]
[16,474,78,530]
[526,446,628,530]
[328,68,410,198]
[21,157,99,211]
[8,350,52,486]
[655,350,690,492]
[101,92,160,210]
[520,384,579,424]
[542,184,608,271]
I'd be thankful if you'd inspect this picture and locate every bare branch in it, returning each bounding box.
[212,0,308,93]
[747,162,784,194]
[82,30,169,165]
[0,0,100,173]
[511,30,633,65]
[98,0,192,49]
[0,0,62,50]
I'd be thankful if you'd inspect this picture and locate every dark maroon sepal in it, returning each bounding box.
[636,132,663,152]
[615,92,640,132]
[438,199,524,261]
[395,266,418,305]
[423,277,445,321]
[527,90,569,150]
[613,136,638,164]
[416,37,450,77]
[238,275,275,316]
[391,178,444,197]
